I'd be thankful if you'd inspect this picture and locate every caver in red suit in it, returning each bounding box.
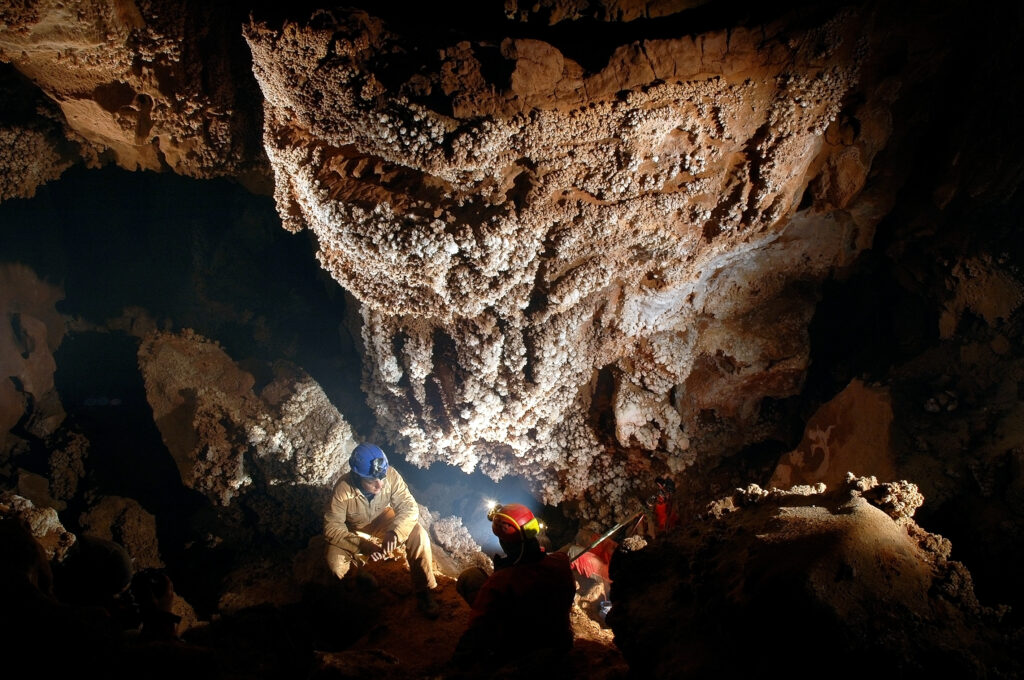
[454,503,576,670]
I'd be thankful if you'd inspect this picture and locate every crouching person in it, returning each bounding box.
[324,443,439,618]
[454,503,576,674]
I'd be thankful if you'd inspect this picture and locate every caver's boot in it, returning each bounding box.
[416,589,440,619]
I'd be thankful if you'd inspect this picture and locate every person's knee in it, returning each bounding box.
[405,522,432,554]
[325,545,354,580]
[407,522,427,543]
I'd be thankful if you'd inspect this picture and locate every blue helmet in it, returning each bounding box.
[350,443,388,480]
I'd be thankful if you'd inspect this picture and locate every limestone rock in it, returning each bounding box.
[15,468,64,510]
[423,509,490,577]
[607,478,1020,678]
[939,255,1024,340]
[245,4,890,515]
[138,329,356,541]
[0,264,66,457]
[505,0,713,24]
[79,495,164,570]
[46,430,89,504]
[138,329,259,506]
[0,64,86,200]
[0,491,74,561]
[770,378,897,490]
[0,0,269,189]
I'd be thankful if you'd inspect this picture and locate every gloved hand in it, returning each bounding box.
[371,531,400,561]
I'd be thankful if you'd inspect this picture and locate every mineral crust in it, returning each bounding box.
[244,4,904,515]
[137,329,356,541]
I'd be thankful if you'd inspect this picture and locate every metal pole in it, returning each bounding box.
[569,508,645,564]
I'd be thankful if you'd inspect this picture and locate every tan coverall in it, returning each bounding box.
[323,466,436,592]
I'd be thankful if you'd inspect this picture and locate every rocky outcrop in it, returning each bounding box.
[505,0,713,24]
[79,496,164,570]
[0,0,268,193]
[0,264,66,459]
[0,491,75,561]
[243,4,917,516]
[770,378,896,489]
[607,476,1021,679]
[137,329,356,540]
[421,508,491,577]
[0,64,84,201]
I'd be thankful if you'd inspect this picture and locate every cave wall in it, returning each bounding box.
[0,0,268,187]
[1,0,1023,546]
[243,5,884,514]
[238,1,1020,519]
[2,2,1024,676]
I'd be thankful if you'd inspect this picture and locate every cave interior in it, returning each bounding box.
[1,1,1023,678]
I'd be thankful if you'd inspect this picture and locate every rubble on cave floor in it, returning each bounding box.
[298,556,626,679]
[607,475,1023,679]
[1,491,627,679]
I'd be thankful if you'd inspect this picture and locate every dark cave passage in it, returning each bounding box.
[0,164,558,568]
[0,165,373,430]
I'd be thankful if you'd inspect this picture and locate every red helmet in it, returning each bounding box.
[488,503,540,543]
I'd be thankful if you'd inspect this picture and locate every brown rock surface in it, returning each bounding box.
[244,5,895,515]
[79,495,163,570]
[0,2,1022,676]
[0,264,66,457]
[137,329,356,539]
[0,64,84,200]
[2,1,1019,529]
[770,378,896,489]
[0,490,75,561]
[607,477,1020,679]
[0,0,268,189]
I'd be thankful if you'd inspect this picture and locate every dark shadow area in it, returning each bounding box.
[0,164,374,432]
[803,251,938,411]
[53,331,183,510]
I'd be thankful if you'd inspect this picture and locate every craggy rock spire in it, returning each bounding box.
[245,4,900,515]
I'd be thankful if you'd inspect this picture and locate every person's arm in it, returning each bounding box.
[385,469,420,543]
[323,483,361,553]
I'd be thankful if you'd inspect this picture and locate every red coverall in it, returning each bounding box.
[456,549,576,663]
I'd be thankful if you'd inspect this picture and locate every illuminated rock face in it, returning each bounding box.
[0,0,266,182]
[138,329,356,540]
[244,5,895,513]
[1,2,1020,528]
[607,477,1021,678]
[770,378,896,490]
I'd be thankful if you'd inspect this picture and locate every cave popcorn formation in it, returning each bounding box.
[245,7,876,511]
[1,1,1024,677]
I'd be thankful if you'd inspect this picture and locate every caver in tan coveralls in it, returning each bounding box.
[323,466,436,592]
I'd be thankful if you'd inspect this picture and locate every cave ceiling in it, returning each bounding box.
[2,0,1023,524]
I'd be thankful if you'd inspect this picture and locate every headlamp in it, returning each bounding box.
[369,456,387,480]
